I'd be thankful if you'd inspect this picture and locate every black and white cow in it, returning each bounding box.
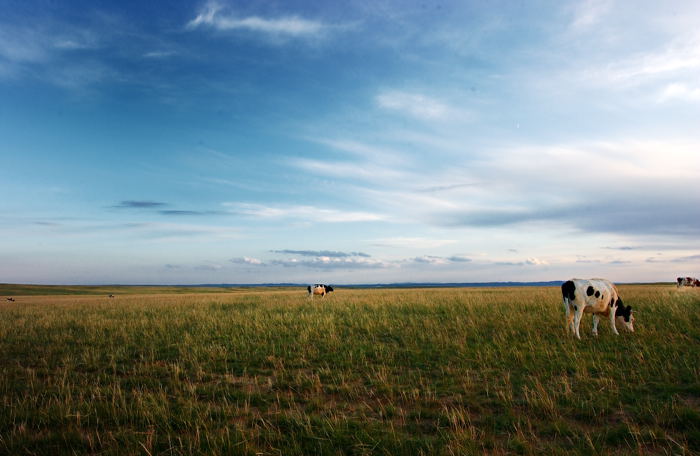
[561,278,634,339]
[677,277,699,288]
[307,284,333,298]
[6,297,15,302]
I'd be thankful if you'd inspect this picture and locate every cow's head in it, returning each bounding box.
[615,301,634,332]
[325,285,334,293]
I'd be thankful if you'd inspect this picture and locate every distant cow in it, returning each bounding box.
[6,297,15,302]
[108,294,115,298]
[677,277,699,288]
[307,284,333,298]
[561,278,634,339]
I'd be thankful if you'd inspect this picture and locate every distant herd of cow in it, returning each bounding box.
[677,276,700,287]
[310,276,700,339]
[3,278,698,340]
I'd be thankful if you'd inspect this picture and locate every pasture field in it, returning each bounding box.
[0,285,698,455]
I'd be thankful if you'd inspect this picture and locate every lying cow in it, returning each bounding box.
[307,284,333,298]
[677,277,699,288]
[561,278,634,339]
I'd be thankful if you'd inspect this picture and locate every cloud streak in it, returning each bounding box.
[225,203,385,223]
[230,257,264,265]
[271,249,370,258]
[187,2,327,37]
[114,200,167,209]
[376,90,471,122]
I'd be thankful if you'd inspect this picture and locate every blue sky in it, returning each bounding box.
[1,0,699,284]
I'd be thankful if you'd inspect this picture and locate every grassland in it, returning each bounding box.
[0,283,273,296]
[0,285,698,455]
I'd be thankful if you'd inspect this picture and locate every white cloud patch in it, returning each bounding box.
[525,257,548,266]
[376,91,470,121]
[187,2,326,37]
[589,37,700,87]
[0,26,51,63]
[230,257,264,265]
[407,255,473,265]
[292,158,407,183]
[657,83,700,103]
[143,50,176,59]
[570,0,611,30]
[371,237,457,249]
[225,203,385,223]
[271,256,389,270]
[410,255,450,265]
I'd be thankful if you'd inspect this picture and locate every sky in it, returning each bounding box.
[1,0,699,285]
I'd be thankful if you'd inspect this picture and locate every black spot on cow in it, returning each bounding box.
[594,290,600,298]
[615,301,632,322]
[586,286,595,296]
[561,280,576,301]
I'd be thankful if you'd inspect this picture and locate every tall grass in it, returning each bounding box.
[0,286,698,455]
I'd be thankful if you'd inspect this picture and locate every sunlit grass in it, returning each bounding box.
[0,285,698,454]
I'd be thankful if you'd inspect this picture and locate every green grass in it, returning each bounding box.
[0,283,292,296]
[0,285,698,455]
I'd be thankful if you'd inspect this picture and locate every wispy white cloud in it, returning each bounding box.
[292,158,407,183]
[371,237,456,249]
[0,23,98,63]
[225,203,385,223]
[271,249,370,258]
[376,90,470,121]
[0,20,117,88]
[315,133,700,238]
[0,26,50,63]
[657,82,700,103]
[525,257,548,266]
[187,2,327,37]
[410,255,450,265]
[230,256,264,265]
[308,138,406,166]
[570,0,611,30]
[143,50,176,59]
[270,256,390,270]
[586,37,700,87]
[28,219,244,241]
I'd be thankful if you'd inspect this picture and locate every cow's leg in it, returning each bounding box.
[566,310,575,335]
[609,305,619,335]
[592,314,600,336]
[564,302,575,334]
[573,306,584,339]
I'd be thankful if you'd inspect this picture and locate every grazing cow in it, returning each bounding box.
[6,297,15,302]
[307,284,334,298]
[677,277,699,288]
[108,294,115,298]
[561,278,634,339]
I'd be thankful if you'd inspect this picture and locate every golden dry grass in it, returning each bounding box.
[0,285,698,455]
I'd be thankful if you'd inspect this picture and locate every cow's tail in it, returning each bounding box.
[561,280,576,315]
